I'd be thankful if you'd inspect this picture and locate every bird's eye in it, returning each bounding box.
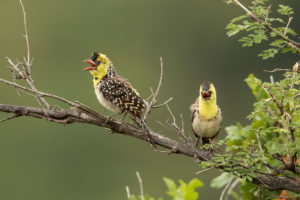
[95,60,101,65]
[91,52,98,61]
[95,77,99,80]
[208,91,212,95]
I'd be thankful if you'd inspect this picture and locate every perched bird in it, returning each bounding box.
[84,51,145,119]
[84,51,156,147]
[190,82,222,146]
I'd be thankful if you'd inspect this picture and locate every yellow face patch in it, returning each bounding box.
[89,53,111,88]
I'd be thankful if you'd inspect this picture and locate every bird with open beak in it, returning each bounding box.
[190,81,222,146]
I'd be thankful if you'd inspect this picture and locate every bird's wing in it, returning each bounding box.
[190,97,199,123]
[100,77,145,118]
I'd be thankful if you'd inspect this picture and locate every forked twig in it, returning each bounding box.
[143,57,164,121]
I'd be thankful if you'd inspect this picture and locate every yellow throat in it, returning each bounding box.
[85,52,111,88]
[198,83,218,120]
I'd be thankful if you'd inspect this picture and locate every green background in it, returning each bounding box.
[0,0,299,199]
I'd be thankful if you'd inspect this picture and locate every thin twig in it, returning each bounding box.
[220,177,233,200]
[19,0,30,66]
[151,97,173,108]
[255,129,271,172]
[225,178,239,200]
[196,166,215,174]
[269,75,274,84]
[125,186,131,198]
[136,171,144,200]
[5,0,50,109]
[262,86,284,114]
[284,17,293,36]
[0,114,21,122]
[0,79,75,107]
[143,57,164,120]
[264,68,300,73]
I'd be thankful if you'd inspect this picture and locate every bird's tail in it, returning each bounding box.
[138,119,157,149]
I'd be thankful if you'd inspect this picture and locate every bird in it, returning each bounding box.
[83,51,156,147]
[83,51,145,119]
[190,82,222,147]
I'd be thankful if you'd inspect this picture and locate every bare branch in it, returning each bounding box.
[19,0,30,66]
[0,79,75,107]
[4,0,51,109]
[143,57,164,121]
[0,102,300,193]
[151,97,173,108]
[0,114,21,122]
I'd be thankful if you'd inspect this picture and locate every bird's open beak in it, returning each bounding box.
[201,91,211,101]
[83,59,97,71]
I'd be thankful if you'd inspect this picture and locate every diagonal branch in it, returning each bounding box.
[0,103,300,193]
[232,0,300,54]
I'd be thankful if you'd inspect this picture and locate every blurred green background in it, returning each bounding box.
[0,0,299,199]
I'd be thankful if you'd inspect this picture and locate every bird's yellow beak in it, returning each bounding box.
[83,59,97,71]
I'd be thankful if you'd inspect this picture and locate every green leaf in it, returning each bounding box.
[128,195,138,200]
[277,4,294,15]
[184,179,203,200]
[245,74,268,99]
[187,178,203,190]
[230,15,248,23]
[239,37,253,47]
[163,177,177,197]
[270,39,285,48]
[258,48,278,59]
[251,29,268,44]
[163,178,202,200]
[226,23,247,37]
[210,172,233,188]
[281,47,297,54]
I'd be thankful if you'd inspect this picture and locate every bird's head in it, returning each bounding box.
[199,81,216,102]
[84,51,111,87]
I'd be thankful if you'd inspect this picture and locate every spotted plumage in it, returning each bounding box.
[84,51,145,119]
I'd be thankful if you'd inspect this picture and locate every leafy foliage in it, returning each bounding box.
[127,178,203,200]
[226,0,299,59]
[127,1,300,199]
